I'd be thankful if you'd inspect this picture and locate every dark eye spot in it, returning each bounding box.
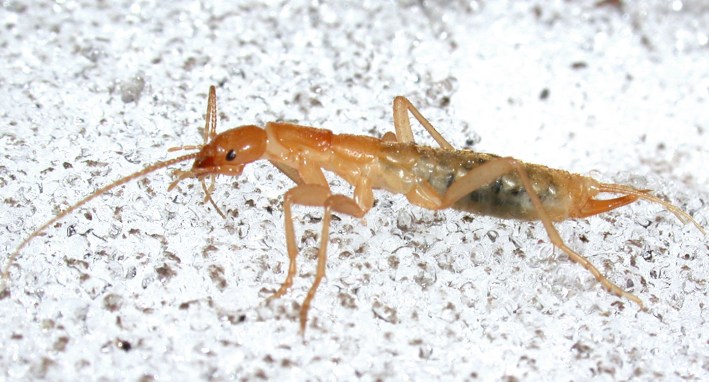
[226,150,236,161]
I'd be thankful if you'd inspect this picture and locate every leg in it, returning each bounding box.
[300,193,365,332]
[391,96,455,149]
[436,157,644,307]
[268,185,318,300]
[268,165,333,300]
[269,184,371,333]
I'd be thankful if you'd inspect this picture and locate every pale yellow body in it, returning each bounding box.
[264,122,598,221]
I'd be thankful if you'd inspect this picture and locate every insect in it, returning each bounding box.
[2,86,704,333]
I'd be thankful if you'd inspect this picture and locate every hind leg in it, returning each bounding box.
[443,158,644,307]
[404,157,644,307]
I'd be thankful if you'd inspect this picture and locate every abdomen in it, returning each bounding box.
[410,147,575,221]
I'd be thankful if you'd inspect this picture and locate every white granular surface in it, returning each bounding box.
[0,1,707,380]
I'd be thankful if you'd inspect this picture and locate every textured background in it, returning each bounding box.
[1,1,707,380]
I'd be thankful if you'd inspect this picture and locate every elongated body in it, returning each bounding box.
[254,122,609,222]
[3,87,704,335]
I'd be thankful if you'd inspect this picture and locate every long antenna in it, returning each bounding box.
[1,153,199,291]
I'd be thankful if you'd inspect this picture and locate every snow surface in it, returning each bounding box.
[0,1,707,380]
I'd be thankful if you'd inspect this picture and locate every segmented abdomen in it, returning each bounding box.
[410,146,575,221]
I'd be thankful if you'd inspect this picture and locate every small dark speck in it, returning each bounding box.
[208,264,227,290]
[155,264,176,280]
[116,339,132,352]
[225,312,247,325]
[388,255,400,269]
[579,234,588,243]
[439,96,450,108]
[625,279,634,289]
[183,57,196,70]
[310,98,323,108]
[539,88,549,100]
[571,62,588,70]
[63,162,73,169]
[571,341,591,359]
[179,300,199,310]
[595,0,623,10]
[53,336,69,352]
[532,5,542,18]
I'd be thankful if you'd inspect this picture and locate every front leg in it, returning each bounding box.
[268,160,330,301]
[270,180,373,333]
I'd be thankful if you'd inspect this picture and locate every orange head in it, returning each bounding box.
[192,125,267,177]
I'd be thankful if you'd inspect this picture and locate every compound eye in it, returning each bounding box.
[226,149,236,161]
